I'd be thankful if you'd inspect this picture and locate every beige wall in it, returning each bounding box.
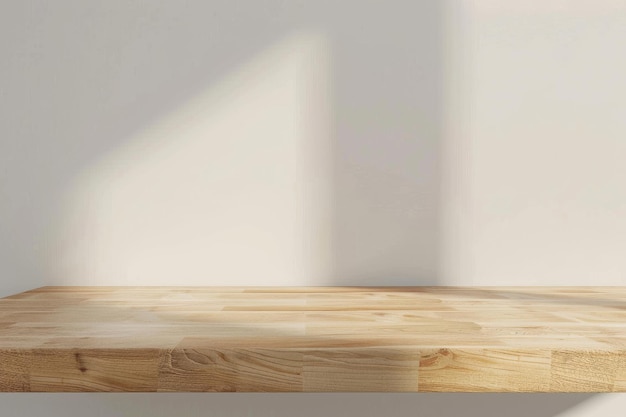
[1,0,625,415]
[442,0,626,286]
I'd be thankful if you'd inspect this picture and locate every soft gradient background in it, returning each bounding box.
[1,0,625,415]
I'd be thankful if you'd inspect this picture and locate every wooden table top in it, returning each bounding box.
[1,286,625,392]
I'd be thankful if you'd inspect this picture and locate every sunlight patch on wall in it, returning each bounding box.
[49,31,333,285]
[474,0,626,16]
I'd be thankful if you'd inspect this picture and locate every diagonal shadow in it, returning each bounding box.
[1,0,305,296]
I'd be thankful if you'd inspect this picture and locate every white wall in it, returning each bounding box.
[442,0,626,286]
[1,0,625,416]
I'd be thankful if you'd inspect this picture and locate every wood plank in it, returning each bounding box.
[418,348,551,392]
[550,350,619,392]
[159,347,303,392]
[1,286,626,392]
[0,350,30,391]
[303,348,420,392]
[29,349,162,392]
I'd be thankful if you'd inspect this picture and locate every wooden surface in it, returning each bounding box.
[1,286,626,392]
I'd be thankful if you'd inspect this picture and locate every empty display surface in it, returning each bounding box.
[1,286,625,392]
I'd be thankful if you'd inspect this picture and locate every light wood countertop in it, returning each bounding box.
[1,286,625,392]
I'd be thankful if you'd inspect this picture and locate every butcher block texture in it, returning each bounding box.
[1,286,626,392]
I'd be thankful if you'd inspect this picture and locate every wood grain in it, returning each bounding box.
[1,286,626,392]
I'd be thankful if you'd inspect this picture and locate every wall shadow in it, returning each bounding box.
[328,0,442,286]
[0,393,596,417]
